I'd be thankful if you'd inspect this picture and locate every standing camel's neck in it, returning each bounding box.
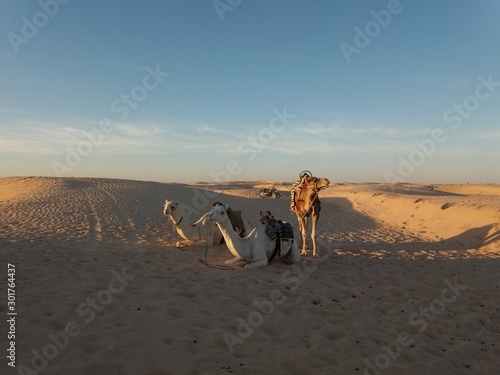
[299,184,319,211]
[217,220,251,258]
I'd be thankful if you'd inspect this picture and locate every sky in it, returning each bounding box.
[1,0,499,184]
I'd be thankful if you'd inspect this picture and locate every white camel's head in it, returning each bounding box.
[163,200,179,216]
[208,204,229,224]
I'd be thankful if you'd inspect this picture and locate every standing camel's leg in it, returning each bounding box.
[311,213,319,257]
[298,216,308,256]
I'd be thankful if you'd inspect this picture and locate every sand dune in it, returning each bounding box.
[1,177,499,374]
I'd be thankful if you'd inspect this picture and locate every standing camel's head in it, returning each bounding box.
[306,177,330,192]
[208,204,229,225]
[163,199,179,216]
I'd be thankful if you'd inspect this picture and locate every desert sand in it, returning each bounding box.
[1,177,499,375]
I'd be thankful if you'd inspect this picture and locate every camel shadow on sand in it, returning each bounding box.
[315,197,500,260]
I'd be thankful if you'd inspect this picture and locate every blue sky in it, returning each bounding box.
[1,0,499,183]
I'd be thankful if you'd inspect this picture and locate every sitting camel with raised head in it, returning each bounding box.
[211,201,246,237]
[163,200,222,247]
[292,174,330,257]
[208,205,301,269]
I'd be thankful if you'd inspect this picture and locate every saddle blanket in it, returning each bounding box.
[262,218,294,241]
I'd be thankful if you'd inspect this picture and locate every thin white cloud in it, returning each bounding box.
[0,117,455,161]
[292,123,432,140]
[298,123,367,137]
[0,121,70,154]
[0,138,61,154]
[471,131,500,141]
[115,123,169,137]
[197,125,220,133]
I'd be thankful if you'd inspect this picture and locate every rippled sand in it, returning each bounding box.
[1,177,499,374]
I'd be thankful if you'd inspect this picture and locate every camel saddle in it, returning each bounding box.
[259,211,294,262]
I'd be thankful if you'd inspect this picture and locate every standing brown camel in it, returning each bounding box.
[293,175,330,257]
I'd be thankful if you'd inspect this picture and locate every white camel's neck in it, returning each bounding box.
[217,220,251,258]
[169,210,184,226]
[169,211,199,239]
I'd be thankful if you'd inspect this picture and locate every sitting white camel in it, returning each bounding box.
[163,200,222,247]
[208,205,301,269]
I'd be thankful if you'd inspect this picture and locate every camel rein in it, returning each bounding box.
[167,205,183,228]
[199,221,234,271]
[296,182,321,222]
[164,214,177,248]
[165,207,233,270]
[164,205,184,247]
